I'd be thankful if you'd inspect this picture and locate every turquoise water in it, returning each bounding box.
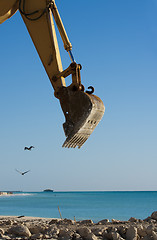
[0,191,157,222]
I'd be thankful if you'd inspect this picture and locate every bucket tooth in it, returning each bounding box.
[67,135,77,148]
[70,135,81,148]
[74,134,83,145]
[62,135,78,148]
[77,135,85,147]
[62,139,70,148]
[68,138,77,148]
[62,142,67,148]
[71,135,79,148]
[63,134,88,149]
[78,136,88,148]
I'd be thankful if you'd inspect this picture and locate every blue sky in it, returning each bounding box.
[0,0,157,191]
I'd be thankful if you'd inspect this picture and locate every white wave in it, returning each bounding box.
[0,193,34,197]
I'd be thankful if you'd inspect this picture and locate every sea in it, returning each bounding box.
[0,191,157,222]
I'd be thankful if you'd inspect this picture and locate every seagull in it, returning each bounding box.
[24,146,34,151]
[15,169,30,176]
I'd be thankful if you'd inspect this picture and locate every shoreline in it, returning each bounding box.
[0,192,33,197]
[0,212,157,239]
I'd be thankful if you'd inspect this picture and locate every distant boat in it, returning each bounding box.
[43,189,54,192]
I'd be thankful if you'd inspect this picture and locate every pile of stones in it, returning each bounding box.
[0,211,157,239]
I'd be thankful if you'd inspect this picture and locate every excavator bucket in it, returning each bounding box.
[58,88,105,148]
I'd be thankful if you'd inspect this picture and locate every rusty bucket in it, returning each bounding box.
[58,87,105,148]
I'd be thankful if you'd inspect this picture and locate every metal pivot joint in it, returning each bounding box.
[52,62,84,98]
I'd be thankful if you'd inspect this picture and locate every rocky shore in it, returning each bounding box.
[0,211,157,239]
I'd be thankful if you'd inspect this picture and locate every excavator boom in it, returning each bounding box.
[0,0,105,148]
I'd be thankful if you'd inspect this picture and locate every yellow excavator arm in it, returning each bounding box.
[0,0,18,23]
[0,0,105,148]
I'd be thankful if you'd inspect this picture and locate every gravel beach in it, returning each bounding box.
[0,211,157,239]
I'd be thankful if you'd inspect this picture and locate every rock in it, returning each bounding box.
[77,226,91,235]
[58,228,73,239]
[1,235,11,239]
[102,229,113,240]
[117,226,127,239]
[5,220,13,226]
[12,220,18,225]
[139,219,144,223]
[49,219,60,225]
[73,232,82,239]
[129,217,139,222]
[126,226,138,240]
[97,219,109,224]
[143,217,151,222]
[0,228,4,235]
[111,231,125,240]
[137,224,147,237]
[0,221,4,227]
[47,225,59,237]
[31,233,43,239]
[112,219,122,223]
[91,228,103,236]
[0,232,3,238]
[151,212,157,221]
[43,234,50,239]
[47,239,58,240]
[141,236,153,240]
[29,224,45,234]
[77,227,98,240]
[152,231,157,240]
[150,219,157,224]
[77,220,94,225]
[8,224,31,237]
[62,218,74,225]
[146,225,156,236]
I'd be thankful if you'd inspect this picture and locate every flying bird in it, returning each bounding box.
[24,146,34,151]
[15,169,30,176]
